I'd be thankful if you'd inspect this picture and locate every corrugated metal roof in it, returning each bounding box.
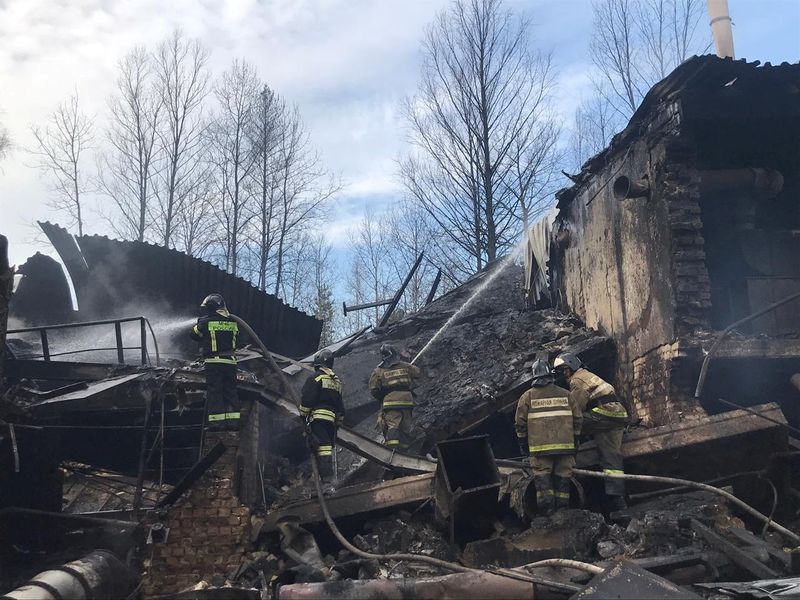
[39,222,321,358]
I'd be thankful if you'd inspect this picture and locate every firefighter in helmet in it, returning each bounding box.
[299,349,344,490]
[553,352,628,511]
[515,359,581,514]
[369,344,421,449]
[190,294,241,430]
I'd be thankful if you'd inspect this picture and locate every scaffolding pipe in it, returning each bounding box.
[572,468,800,544]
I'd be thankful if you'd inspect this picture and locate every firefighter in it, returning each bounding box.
[553,353,628,511]
[369,344,421,449]
[190,294,240,431]
[515,359,581,514]
[299,349,344,490]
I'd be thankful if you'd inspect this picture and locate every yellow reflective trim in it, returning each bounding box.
[207,320,238,353]
[592,406,627,418]
[554,492,570,499]
[386,440,401,446]
[603,469,625,475]
[536,490,554,497]
[311,410,336,422]
[192,325,201,335]
[299,406,310,414]
[530,443,575,452]
[208,412,240,422]
[317,450,332,457]
[205,357,237,365]
[529,410,573,419]
[383,400,415,407]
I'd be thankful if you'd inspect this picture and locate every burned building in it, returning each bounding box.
[3,56,800,600]
[550,56,800,428]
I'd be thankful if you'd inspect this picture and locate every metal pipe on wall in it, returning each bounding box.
[699,168,784,198]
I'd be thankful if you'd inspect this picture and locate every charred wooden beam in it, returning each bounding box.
[256,473,435,534]
[690,519,779,580]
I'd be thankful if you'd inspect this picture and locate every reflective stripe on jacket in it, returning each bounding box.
[515,383,580,456]
[569,368,628,423]
[369,361,421,410]
[299,367,345,425]
[191,311,239,364]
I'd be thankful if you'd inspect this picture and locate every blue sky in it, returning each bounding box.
[1,0,798,274]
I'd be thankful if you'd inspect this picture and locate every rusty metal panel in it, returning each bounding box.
[39,222,321,358]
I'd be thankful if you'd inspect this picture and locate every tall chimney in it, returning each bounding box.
[707,0,735,58]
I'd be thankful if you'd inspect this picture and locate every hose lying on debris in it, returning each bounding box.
[572,468,800,545]
[232,313,586,593]
[309,454,581,594]
[519,558,604,575]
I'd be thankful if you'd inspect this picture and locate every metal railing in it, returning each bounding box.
[7,316,160,366]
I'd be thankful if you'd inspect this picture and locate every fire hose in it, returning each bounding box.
[229,314,587,593]
[572,468,800,545]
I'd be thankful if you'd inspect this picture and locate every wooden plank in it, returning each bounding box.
[577,402,787,469]
[690,519,779,580]
[257,473,435,534]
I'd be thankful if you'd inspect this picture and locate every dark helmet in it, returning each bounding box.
[314,348,334,368]
[553,352,582,373]
[380,343,398,359]
[201,293,226,312]
[531,359,553,385]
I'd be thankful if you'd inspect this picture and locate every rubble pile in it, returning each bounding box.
[334,261,611,445]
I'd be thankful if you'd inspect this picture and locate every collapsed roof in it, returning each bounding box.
[10,222,321,358]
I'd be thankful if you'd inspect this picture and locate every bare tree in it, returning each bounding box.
[174,173,217,258]
[385,200,438,311]
[401,0,560,280]
[349,208,395,325]
[569,92,623,170]
[249,84,282,291]
[97,47,161,241]
[208,59,259,276]
[272,104,339,297]
[153,30,210,247]
[29,94,94,236]
[590,0,708,119]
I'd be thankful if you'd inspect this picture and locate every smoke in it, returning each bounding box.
[6,301,202,365]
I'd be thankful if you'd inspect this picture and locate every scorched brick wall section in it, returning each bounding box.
[141,431,252,596]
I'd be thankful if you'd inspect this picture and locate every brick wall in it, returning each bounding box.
[631,340,706,427]
[662,138,712,336]
[141,431,252,597]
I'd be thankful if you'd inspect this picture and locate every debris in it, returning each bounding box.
[694,576,800,599]
[276,571,536,600]
[690,519,779,580]
[572,560,702,599]
[433,435,501,545]
[462,509,606,568]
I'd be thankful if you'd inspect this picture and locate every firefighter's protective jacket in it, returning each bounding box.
[369,361,421,410]
[515,383,580,456]
[568,368,628,424]
[190,310,239,364]
[299,367,345,425]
